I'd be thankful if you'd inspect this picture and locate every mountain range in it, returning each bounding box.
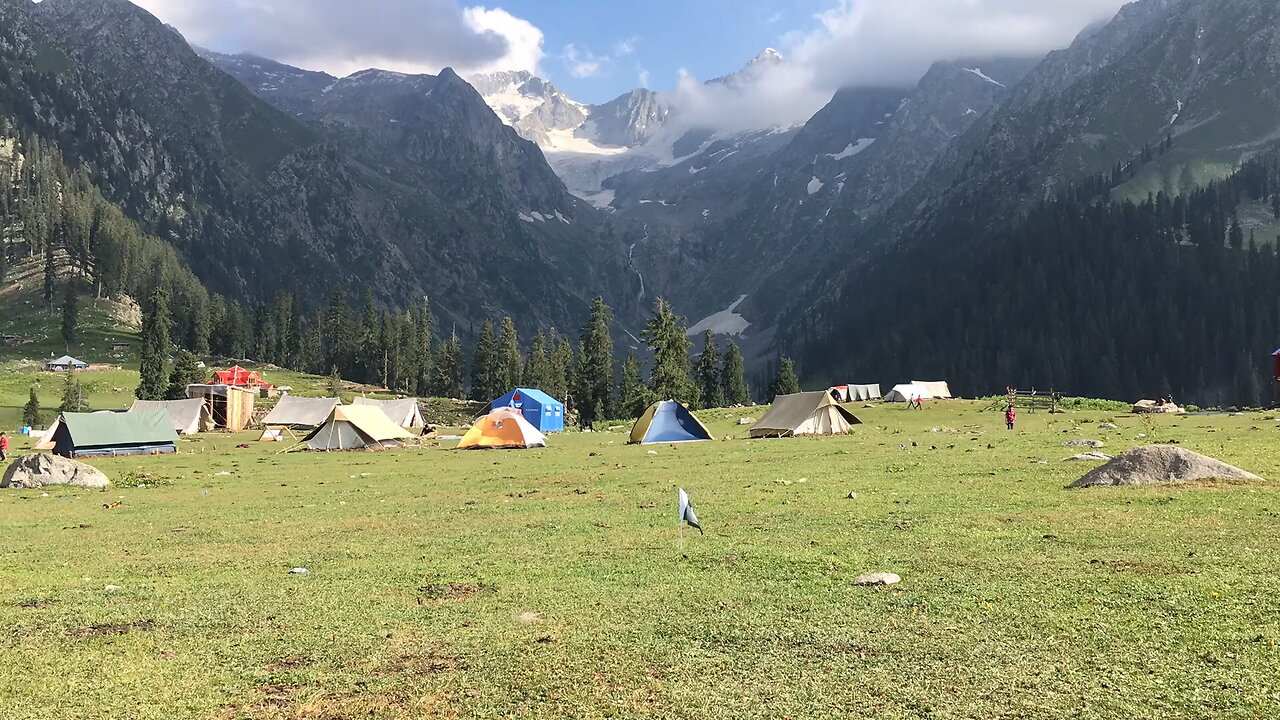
[4,0,1280,401]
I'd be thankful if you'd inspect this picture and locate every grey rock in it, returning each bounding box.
[1064,440,1105,448]
[1070,446,1262,488]
[854,572,901,587]
[1099,423,1117,430]
[2,454,110,490]
[1064,452,1113,462]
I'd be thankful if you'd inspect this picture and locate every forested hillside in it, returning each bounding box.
[796,155,1280,406]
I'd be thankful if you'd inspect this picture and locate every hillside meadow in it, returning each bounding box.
[1,402,1278,719]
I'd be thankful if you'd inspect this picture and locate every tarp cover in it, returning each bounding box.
[752,391,862,438]
[458,408,547,449]
[911,380,953,399]
[352,397,425,428]
[830,384,881,402]
[52,411,178,458]
[128,399,214,434]
[261,396,341,428]
[304,406,414,450]
[883,384,935,403]
[630,401,713,444]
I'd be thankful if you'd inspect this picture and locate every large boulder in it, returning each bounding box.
[1,454,111,489]
[1070,446,1260,488]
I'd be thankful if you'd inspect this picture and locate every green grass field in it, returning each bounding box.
[2,402,1278,719]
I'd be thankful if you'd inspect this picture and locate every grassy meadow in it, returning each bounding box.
[1,401,1278,719]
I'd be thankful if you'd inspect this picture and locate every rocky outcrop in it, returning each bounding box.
[2,454,110,489]
[1069,446,1262,488]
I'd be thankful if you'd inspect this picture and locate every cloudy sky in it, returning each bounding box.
[131,0,1132,105]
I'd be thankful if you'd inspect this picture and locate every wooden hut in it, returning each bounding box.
[186,384,256,432]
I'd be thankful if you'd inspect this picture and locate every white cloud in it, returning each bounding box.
[660,0,1130,134]
[563,43,605,78]
[638,66,652,88]
[128,0,544,77]
[614,37,639,57]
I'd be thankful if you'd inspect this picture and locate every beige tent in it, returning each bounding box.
[31,418,63,450]
[911,380,953,399]
[303,406,414,451]
[129,399,215,435]
[261,396,341,430]
[352,397,425,429]
[751,391,862,438]
[830,384,881,402]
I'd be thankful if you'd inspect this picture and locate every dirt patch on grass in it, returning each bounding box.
[1087,558,1189,576]
[15,597,58,608]
[73,619,155,637]
[265,655,313,673]
[417,582,486,603]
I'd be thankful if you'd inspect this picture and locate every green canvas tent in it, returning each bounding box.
[50,412,179,458]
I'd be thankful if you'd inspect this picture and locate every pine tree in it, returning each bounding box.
[641,298,695,403]
[60,280,79,350]
[577,297,614,423]
[433,330,464,398]
[694,330,723,409]
[136,287,170,400]
[22,386,44,428]
[1229,215,1244,250]
[60,370,88,413]
[42,241,56,309]
[618,350,651,419]
[325,289,355,378]
[165,350,204,400]
[721,340,749,406]
[549,332,573,407]
[498,317,522,392]
[469,320,501,401]
[327,366,344,398]
[769,357,800,399]
[524,331,550,389]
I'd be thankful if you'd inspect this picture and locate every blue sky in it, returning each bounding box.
[497,0,830,102]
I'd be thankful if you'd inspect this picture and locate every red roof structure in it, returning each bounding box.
[213,365,268,389]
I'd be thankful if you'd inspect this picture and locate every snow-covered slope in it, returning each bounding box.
[469,49,794,206]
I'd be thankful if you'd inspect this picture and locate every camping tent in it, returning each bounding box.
[352,397,425,429]
[629,401,713,444]
[31,418,63,450]
[751,391,862,438]
[911,380,953,399]
[303,405,414,451]
[128,399,214,435]
[489,388,565,433]
[260,396,341,430]
[44,356,88,372]
[830,384,881,402]
[47,411,178,458]
[457,408,547,450]
[883,384,935,403]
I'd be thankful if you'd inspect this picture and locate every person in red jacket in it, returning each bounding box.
[1005,405,1017,431]
[0,431,8,461]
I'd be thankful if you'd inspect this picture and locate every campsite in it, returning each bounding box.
[2,388,1279,718]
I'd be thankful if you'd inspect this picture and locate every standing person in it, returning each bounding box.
[1005,405,1017,431]
[0,431,8,461]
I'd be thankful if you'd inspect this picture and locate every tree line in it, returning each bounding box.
[796,153,1280,408]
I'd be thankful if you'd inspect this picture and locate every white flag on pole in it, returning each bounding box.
[677,488,703,534]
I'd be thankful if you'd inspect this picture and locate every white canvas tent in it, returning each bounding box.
[303,406,414,451]
[352,397,425,429]
[830,384,881,402]
[751,392,862,438]
[260,396,341,430]
[129,399,215,435]
[883,383,935,403]
[911,380,953,399]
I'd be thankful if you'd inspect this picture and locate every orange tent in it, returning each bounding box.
[457,408,547,450]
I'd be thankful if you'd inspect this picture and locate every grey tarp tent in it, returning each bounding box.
[352,397,425,429]
[260,396,341,429]
[831,384,881,402]
[129,399,215,435]
[48,411,178,458]
[751,391,862,438]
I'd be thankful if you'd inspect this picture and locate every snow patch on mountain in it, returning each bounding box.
[687,295,751,337]
[962,67,1006,88]
[827,138,876,160]
[807,177,825,195]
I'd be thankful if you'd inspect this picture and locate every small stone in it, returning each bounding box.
[854,572,901,587]
[1065,452,1113,462]
[289,567,309,575]
[1064,440,1105,448]
[646,450,658,456]
[845,491,858,499]
[104,585,120,592]
[1099,423,1117,430]
[737,418,753,425]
